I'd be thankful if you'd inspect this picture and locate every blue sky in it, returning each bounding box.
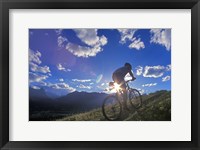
[29,29,171,96]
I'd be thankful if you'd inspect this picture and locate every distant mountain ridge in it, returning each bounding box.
[29,87,108,120]
[56,91,108,111]
[29,87,49,100]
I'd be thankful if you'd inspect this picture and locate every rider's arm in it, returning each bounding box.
[129,70,136,80]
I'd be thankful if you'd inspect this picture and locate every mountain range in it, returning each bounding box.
[29,87,108,119]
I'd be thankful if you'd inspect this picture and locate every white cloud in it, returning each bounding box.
[66,29,108,58]
[59,78,64,82]
[29,49,51,74]
[38,81,47,86]
[143,65,166,78]
[30,62,50,74]
[77,84,91,89]
[128,38,145,50]
[166,64,171,71]
[49,82,76,92]
[29,49,42,64]
[74,29,99,46]
[117,29,137,44]
[57,63,65,71]
[117,29,145,50]
[142,83,157,87]
[31,85,40,89]
[29,72,48,83]
[150,29,171,51]
[73,29,107,46]
[57,36,68,48]
[48,73,52,76]
[162,76,171,82]
[66,43,103,58]
[140,65,171,78]
[72,79,91,82]
[118,29,145,50]
[55,29,63,35]
[136,66,143,76]
[99,35,108,46]
[57,63,70,72]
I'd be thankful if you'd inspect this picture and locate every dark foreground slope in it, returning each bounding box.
[126,90,171,121]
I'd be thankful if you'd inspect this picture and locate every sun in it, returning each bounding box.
[114,83,121,92]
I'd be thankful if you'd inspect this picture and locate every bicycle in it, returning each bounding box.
[102,80,142,121]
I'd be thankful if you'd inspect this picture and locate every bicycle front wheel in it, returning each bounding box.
[129,89,142,109]
[102,95,122,121]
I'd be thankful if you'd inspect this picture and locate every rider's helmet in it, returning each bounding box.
[124,62,132,70]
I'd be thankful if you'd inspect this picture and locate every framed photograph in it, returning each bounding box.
[1,0,200,149]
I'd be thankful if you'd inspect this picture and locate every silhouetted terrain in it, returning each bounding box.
[29,88,171,121]
[29,88,108,121]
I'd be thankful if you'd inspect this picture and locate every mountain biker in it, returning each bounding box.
[112,63,136,110]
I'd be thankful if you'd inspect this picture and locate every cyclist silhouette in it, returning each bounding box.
[112,63,136,110]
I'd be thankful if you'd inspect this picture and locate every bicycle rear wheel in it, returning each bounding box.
[129,89,142,109]
[102,95,122,121]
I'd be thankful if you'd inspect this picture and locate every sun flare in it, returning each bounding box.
[114,83,121,91]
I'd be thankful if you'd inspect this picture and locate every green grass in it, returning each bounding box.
[126,94,171,121]
[58,90,171,121]
[57,108,105,121]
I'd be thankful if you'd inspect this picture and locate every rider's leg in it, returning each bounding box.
[121,82,129,110]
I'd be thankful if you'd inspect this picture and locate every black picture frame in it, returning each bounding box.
[0,0,200,149]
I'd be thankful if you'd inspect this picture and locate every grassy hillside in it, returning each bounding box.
[126,91,171,121]
[58,90,171,121]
